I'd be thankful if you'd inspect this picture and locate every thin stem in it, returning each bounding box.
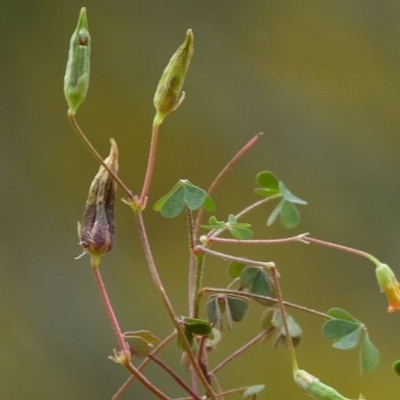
[196,245,274,268]
[207,233,309,246]
[187,207,199,317]
[201,287,330,320]
[269,265,298,372]
[92,258,170,398]
[90,257,127,353]
[192,253,205,319]
[148,354,202,400]
[210,330,271,375]
[112,331,177,400]
[134,211,218,400]
[304,236,381,265]
[124,362,171,400]
[189,134,263,319]
[68,113,133,200]
[205,195,281,240]
[194,132,263,237]
[138,122,160,208]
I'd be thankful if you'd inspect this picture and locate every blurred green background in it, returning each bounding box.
[2,1,400,399]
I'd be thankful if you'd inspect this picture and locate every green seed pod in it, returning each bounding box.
[78,139,118,257]
[294,369,365,400]
[153,29,194,125]
[64,7,91,116]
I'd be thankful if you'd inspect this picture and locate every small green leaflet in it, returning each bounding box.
[322,308,380,373]
[201,214,253,239]
[255,171,307,229]
[153,180,215,218]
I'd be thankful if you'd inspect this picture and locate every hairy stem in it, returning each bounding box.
[134,210,218,399]
[270,265,298,372]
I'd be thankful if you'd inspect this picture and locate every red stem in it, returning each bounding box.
[139,122,160,208]
[91,258,127,353]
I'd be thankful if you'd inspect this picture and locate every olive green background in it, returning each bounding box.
[2,1,400,399]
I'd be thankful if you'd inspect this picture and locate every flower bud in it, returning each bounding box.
[64,7,91,116]
[375,263,400,313]
[294,369,364,400]
[78,139,118,256]
[153,29,194,125]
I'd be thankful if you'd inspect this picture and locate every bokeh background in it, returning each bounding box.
[2,1,400,399]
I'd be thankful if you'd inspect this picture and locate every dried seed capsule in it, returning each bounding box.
[78,139,118,256]
[64,7,91,116]
[153,29,194,125]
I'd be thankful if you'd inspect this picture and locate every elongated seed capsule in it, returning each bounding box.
[78,139,118,257]
[64,7,91,116]
[294,369,365,400]
[153,29,194,125]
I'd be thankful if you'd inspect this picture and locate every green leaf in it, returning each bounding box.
[126,336,151,358]
[124,330,160,346]
[272,311,302,348]
[226,295,249,322]
[279,182,307,205]
[243,384,265,399]
[206,295,223,328]
[326,308,360,324]
[229,227,253,240]
[184,317,212,336]
[261,308,276,330]
[201,215,225,230]
[184,181,208,210]
[228,214,238,224]
[279,201,301,229]
[153,180,208,218]
[392,360,400,376]
[228,262,246,278]
[360,333,380,373]
[322,320,361,350]
[240,267,276,305]
[255,171,280,195]
[202,195,216,212]
[332,327,362,350]
[266,201,283,226]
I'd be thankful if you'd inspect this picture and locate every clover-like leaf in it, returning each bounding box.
[154,180,209,218]
[326,308,360,324]
[124,330,160,358]
[272,311,302,348]
[263,181,306,229]
[279,200,301,229]
[240,266,275,305]
[228,262,247,279]
[228,226,253,240]
[226,295,249,323]
[322,319,361,350]
[279,181,307,205]
[202,214,253,239]
[360,332,380,373]
[184,317,212,336]
[254,171,280,197]
[206,295,248,331]
[206,295,224,329]
[127,336,150,358]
